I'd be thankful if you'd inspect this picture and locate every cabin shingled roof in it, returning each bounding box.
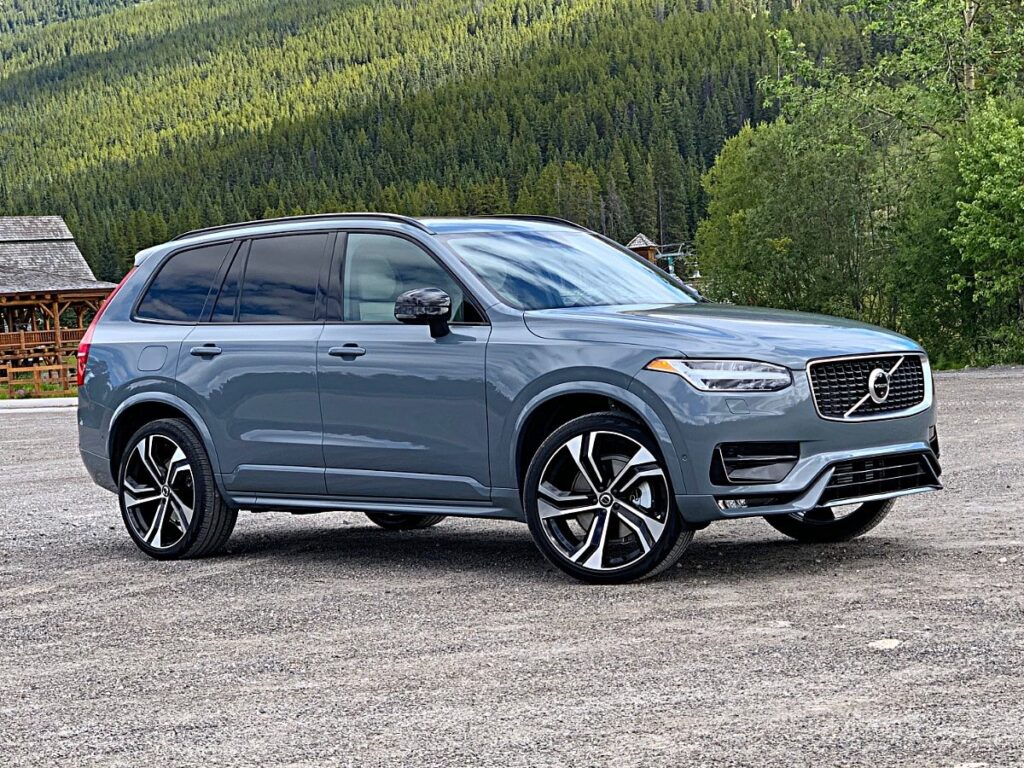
[626,232,658,250]
[0,216,116,295]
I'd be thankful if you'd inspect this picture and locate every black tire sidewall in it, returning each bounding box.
[118,418,217,560]
[523,412,683,584]
[765,499,894,543]
[364,512,446,530]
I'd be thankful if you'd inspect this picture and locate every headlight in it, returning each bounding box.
[646,358,792,392]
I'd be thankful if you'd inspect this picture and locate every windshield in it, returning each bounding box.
[442,230,697,310]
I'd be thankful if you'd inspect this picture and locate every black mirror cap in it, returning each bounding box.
[395,287,452,338]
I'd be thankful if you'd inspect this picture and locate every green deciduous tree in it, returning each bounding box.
[950,100,1024,357]
[699,0,1024,365]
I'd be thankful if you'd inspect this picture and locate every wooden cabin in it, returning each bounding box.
[0,216,115,395]
[626,232,659,262]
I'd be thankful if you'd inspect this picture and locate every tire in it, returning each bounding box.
[118,418,237,559]
[524,412,693,584]
[764,499,895,543]
[364,512,446,530]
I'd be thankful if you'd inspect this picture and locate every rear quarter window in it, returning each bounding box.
[135,243,231,322]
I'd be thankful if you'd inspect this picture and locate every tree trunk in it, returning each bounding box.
[964,1,978,93]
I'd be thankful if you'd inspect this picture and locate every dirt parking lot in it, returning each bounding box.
[1,369,1022,767]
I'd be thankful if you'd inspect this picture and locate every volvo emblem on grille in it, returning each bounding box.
[840,355,906,418]
[867,368,891,403]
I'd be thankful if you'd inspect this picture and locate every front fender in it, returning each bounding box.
[506,377,687,498]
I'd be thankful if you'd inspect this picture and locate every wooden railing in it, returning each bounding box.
[0,327,86,351]
[0,363,77,397]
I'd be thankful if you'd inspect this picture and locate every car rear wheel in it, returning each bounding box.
[524,413,692,583]
[764,499,895,543]
[118,418,237,559]
[364,512,446,530]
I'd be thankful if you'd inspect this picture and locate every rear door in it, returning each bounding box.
[177,232,332,495]
[317,231,491,501]
[118,240,235,451]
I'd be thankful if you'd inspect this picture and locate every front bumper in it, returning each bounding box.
[675,448,941,523]
[629,367,942,524]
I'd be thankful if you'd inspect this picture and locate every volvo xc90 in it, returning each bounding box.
[78,214,942,582]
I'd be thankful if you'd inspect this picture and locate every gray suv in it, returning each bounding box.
[77,214,942,582]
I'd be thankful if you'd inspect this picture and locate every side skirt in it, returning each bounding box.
[227,492,523,521]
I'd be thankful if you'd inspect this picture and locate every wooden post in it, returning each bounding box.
[52,299,62,351]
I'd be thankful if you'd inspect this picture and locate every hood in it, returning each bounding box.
[523,303,923,369]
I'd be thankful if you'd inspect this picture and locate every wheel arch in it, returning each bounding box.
[108,394,224,491]
[512,382,684,495]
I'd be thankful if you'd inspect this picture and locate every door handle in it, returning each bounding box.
[190,345,222,357]
[328,344,366,359]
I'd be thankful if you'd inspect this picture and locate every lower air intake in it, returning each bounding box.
[820,453,940,505]
[711,442,800,485]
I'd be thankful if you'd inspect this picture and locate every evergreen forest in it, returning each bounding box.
[2,0,1022,365]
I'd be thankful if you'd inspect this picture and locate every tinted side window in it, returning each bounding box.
[237,234,328,323]
[136,243,230,322]
[343,233,469,323]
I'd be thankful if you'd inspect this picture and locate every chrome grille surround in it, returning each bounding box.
[806,352,932,422]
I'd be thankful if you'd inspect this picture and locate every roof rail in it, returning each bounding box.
[171,212,433,241]
[465,214,592,232]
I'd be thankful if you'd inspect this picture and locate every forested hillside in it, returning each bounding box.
[0,0,857,278]
[0,0,137,32]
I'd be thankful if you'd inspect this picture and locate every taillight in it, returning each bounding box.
[77,267,135,387]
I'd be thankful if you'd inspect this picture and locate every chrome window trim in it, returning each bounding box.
[805,352,932,422]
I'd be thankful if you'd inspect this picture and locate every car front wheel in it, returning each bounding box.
[764,499,895,543]
[118,418,237,559]
[524,413,692,583]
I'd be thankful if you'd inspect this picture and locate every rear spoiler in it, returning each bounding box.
[133,244,163,267]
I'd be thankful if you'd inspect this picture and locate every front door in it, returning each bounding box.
[177,232,332,495]
[318,232,491,501]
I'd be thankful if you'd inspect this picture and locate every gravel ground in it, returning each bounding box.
[1,369,1022,767]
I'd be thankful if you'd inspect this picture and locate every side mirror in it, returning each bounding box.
[395,287,452,339]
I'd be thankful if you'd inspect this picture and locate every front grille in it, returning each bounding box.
[809,354,926,420]
[819,453,939,505]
